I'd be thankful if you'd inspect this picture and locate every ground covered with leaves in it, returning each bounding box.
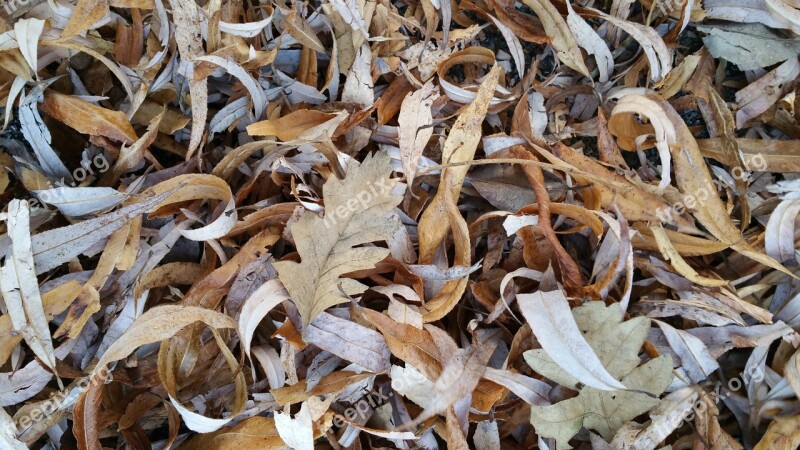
[1,0,800,447]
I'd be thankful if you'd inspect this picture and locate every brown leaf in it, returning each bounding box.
[418,65,502,261]
[40,92,137,144]
[62,0,109,38]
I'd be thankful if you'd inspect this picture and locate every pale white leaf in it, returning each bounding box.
[398,81,438,187]
[486,14,525,79]
[390,364,437,410]
[169,396,232,433]
[219,16,274,38]
[387,298,423,328]
[238,279,290,357]
[518,289,627,391]
[14,19,45,74]
[196,55,267,120]
[590,8,672,81]
[0,408,27,450]
[178,196,237,241]
[3,77,26,132]
[0,200,57,372]
[656,320,719,383]
[209,96,250,136]
[30,189,173,275]
[0,360,53,406]
[330,0,368,37]
[34,187,126,217]
[18,88,72,181]
[275,402,315,450]
[474,420,501,450]
[566,1,613,82]
[610,94,675,193]
[528,92,547,138]
[305,312,392,373]
[483,367,551,405]
[341,43,373,105]
[612,387,699,449]
[251,345,286,389]
[406,332,498,427]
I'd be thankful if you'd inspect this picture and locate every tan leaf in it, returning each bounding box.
[274,152,403,328]
[650,224,728,287]
[40,92,137,144]
[636,93,793,277]
[182,417,285,449]
[62,0,109,38]
[520,0,589,76]
[285,10,325,53]
[404,330,500,428]
[754,415,800,450]
[168,0,207,158]
[246,109,348,141]
[418,65,502,261]
[398,80,439,187]
[94,305,237,370]
[98,109,163,186]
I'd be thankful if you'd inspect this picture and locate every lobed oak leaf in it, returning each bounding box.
[274,151,403,329]
[525,302,673,449]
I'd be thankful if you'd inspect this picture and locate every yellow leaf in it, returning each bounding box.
[754,415,800,450]
[651,224,728,287]
[62,0,109,38]
[246,109,348,141]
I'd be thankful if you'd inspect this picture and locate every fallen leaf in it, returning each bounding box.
[41,92,137,144]
[274,151,403,328]
[0,200,58,375]
[526,302,673,449]
[398,80,439,187]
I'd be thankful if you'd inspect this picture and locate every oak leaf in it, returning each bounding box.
[525,302,673,449]
[274,151,403,328]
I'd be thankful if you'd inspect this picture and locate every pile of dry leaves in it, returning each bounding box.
[1,0,800,447]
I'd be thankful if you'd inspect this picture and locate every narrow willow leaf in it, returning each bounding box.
[0,200,57,373]
[518,288,626,391]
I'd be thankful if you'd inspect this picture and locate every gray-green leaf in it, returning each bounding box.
[698,23,800,71]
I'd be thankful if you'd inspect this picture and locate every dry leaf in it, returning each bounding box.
[520,0,589,76]
[0,200,58,374]
[274,152,403,328]
[41,92,137,144]
[398,80,439,187]
[519,286,627,391]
